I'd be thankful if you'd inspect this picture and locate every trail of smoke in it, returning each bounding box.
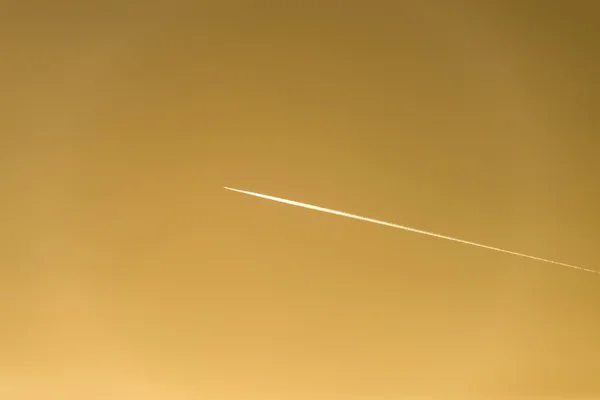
[224,186,598,275]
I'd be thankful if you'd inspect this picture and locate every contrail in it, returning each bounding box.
[224,186,599,275]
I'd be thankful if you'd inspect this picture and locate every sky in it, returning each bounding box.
[1,1,599,398]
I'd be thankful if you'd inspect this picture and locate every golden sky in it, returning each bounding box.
[1,1,599,398]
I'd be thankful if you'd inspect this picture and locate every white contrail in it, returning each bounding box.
[224,186,599,275]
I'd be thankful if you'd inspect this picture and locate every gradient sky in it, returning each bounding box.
[1,1,599,399]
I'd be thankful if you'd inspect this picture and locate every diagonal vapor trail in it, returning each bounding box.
[224,186,599,275]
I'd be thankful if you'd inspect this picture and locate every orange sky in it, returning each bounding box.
[1,1,599,398]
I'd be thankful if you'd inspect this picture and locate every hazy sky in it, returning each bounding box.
[1,1,599,398]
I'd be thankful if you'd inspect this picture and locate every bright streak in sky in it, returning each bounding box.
[224,186,599,275]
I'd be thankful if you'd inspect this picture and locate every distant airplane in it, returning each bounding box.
[224,186,599,275]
